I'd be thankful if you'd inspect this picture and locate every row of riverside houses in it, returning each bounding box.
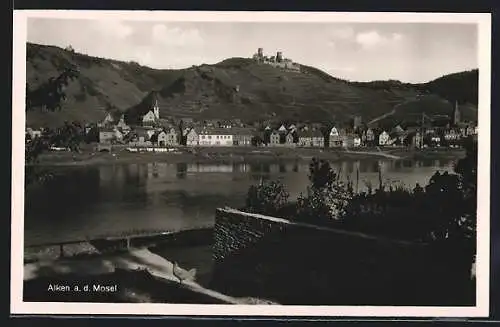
[94,113,478,149]
[258,122,478,149]
[93,95,478,149]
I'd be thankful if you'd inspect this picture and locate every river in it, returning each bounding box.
[24,158,457,246]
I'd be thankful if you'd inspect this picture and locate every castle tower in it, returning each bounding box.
[276,51,283,63]
[452,100,461,126]
[258,47,263,58]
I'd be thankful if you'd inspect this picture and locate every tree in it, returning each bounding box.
[453,136,477,242]
[26,66,79,113]
[245,180,290,216]
[25,67,80,184]
[296,158,353,223]
[251,135,264,146]
[308,158,336,190]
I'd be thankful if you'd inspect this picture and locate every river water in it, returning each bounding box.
[24,158,457,246]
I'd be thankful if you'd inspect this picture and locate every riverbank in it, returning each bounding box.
[30,146,466,167]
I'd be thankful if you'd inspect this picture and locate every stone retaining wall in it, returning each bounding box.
[211,208,474,306]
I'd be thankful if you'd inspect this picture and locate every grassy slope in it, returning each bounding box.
[25,43,478,128]
[26,43,182,127]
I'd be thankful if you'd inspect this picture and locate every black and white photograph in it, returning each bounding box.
[11,11,491,317]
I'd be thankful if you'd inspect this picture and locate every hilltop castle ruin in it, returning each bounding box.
[252,48,301,72]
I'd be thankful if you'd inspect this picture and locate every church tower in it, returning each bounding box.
[153,96,160,120]
[452,100,461,126]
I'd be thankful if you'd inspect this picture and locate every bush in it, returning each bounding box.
[244,180,290,217]
[295,158,353,223]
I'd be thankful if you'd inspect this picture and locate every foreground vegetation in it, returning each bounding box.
[243,137,477,266]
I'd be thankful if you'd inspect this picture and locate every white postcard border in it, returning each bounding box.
[11,10,491,317]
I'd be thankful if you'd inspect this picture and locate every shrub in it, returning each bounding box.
[295,158,353,223]
[244,180,290,217]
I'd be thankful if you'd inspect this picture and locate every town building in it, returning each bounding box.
[99,128,115,144]
[151,130,168,146]
[286,131,297,146]
[26,127,42,139]
[232,128,255,146]
[164,127,179,146]
[298,130,324,147]
[366,128,375,145]
[186,128,199,146]
[353,135,362,147]
[378,131,390,146]
[342,134,355,148]
[198,128,234,146]
[270,131,281,146]
[99,112,115,128]
[116,115,131,135]
[444,128,462,142]
[114,128,124,143]
[142,97,160,126]
[129,129,153,146]
[329,126,342,147]
[278,124,288,133]
[142,111,157,126]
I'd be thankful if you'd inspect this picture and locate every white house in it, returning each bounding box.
[116,115,131,134]
[114,128,124,142]
[378,131,390,146]
[100,112,115,127]
[431,135,441,146]
[353,135,362,147]
[329,126,339,137]
[146,129,156,139]
[155,131,168,146]
[329,126,342,147]
[198,128,234,146]
[278,124,287,133]
[186,128,199,146]
[26,127,42,139]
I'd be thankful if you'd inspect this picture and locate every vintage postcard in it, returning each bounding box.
[11,10,491,317]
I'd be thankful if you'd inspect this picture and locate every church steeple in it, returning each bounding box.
[153,96,160,120]
[452,100,461,126]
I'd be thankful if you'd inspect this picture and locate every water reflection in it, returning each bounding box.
[25,158,457,245]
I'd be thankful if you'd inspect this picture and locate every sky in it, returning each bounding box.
[26,18,478,83]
